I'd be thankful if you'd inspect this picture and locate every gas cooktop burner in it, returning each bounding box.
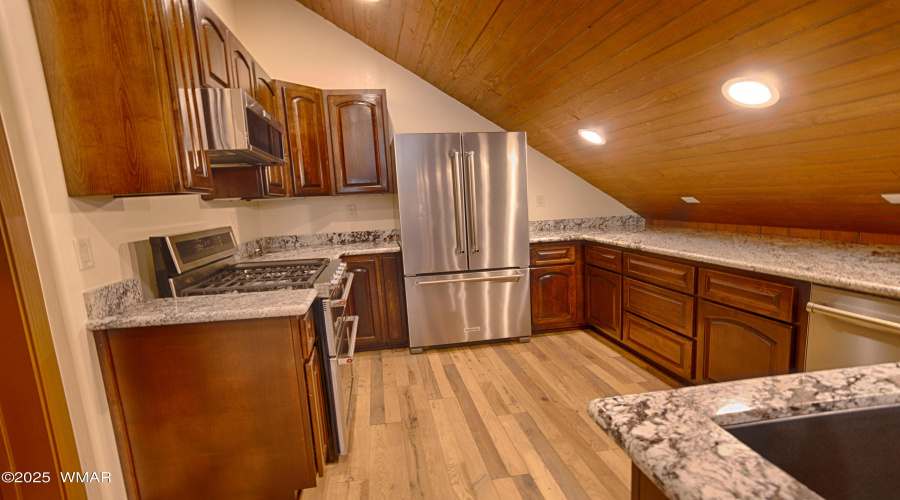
[180,259,328,296]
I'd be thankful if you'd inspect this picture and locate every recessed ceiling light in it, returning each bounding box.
[722,77,780,108]
[578,129,605,144]
[681,197,700,204]
[883,193,900,204]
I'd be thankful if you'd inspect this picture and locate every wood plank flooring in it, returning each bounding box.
[300,330,673,500]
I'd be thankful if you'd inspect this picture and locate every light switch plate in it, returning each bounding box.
[73,237,95,270]
[681,196,700,204]
[882,193,900,204]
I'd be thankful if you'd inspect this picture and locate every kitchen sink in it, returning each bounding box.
[722,404,900,500]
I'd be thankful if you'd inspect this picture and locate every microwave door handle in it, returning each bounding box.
[451,151,465,255]
[337,315,360,365]
[465,151,478,253]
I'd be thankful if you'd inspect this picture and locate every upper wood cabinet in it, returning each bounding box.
[227,32,255,98]
[278,82,332,196]
[194,0,230,89]
[254,64,288,197]
[324,90,393,194]
[30,0,214,196]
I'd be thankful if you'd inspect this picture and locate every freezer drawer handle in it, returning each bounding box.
[451,151,466,255]
[337,315,360,365]
[807,302,900,337]
[465,151,479,253]
[415,273,525,286]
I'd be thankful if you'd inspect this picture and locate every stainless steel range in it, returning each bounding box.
[149,227,358,462]
[149,227,328,297]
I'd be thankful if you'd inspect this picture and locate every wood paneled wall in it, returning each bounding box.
[297,0,900,233]
[648,219,900,246]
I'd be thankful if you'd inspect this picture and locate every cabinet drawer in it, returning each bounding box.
[623,313,694,379]
[584,244,622,272]
[530,244,576,266]
[698,269,796,322]
[624,253,696,294]
[624,279,695,337]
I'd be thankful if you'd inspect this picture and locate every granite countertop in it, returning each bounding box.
[84,241,400,330]
[85,289,319,330]
[589,362,900,500]
[531,226,900,299]
[244,241,400,262]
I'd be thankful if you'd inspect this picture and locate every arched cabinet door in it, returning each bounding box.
[696,300,793,383]
[280,82,332,196]
[324,90,392,194]
[194,1,230,89]
[531,265,579,328]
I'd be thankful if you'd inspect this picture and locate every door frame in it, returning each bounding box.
[0,113,86,499]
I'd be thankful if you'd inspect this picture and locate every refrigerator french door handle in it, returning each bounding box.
[464,151,478,253]
[450,151,465,255]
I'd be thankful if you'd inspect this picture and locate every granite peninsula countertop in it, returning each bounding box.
[588,362,900,500]
[530,226,900,299]
[84,241,400,330]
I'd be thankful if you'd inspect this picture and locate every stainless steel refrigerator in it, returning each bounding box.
[395,132,531,352]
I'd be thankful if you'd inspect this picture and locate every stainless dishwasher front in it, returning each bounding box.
[805,285,900,371]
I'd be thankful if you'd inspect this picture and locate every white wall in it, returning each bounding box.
[211,0,633,235]
[0,2,265,498]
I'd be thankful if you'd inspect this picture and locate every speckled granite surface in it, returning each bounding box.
[532,226,900,299]
[589,362,900,500]
[85,289,318,330]
[84,239,400,330]
[528,215,644,232]
[83,277,143,319]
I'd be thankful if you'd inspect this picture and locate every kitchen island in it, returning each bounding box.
[589,361,900,499]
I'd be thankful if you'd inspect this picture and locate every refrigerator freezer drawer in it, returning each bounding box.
[405,269,532,349]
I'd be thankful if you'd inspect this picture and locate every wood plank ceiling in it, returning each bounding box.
[297,0,900,234]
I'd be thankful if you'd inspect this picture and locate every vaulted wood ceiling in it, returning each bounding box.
[297,0,900,234]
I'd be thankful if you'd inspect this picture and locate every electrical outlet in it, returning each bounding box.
[536,194,546,207]
[73,237,95,270]
[346,204,357,219]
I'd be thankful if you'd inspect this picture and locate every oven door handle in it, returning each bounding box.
[329,271,355,308]
[337,315,359,365]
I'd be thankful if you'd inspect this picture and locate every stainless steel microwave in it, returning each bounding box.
[199,88,286,167]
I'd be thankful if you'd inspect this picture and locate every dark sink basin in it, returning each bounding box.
[722,404,900,500]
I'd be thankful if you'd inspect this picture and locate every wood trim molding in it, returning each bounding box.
[0,114,86,499]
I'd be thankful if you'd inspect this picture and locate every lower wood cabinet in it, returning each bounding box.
[696,300,794,383]
[530,242,583,331]
[343,252,408,351]
[531,264,581,329]
[93,314,323,499]
[632,463,669,500]
[585,264,621,339]
[623,313,695,380]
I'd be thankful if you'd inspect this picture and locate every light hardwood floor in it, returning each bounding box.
[301,330,674,500]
